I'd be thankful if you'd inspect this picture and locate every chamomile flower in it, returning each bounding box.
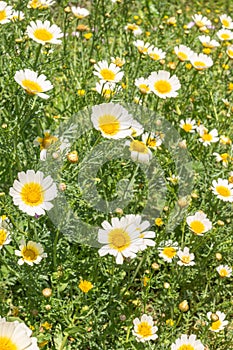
[15,239,47,266]
[141,132,162,149]
[190,53,213,70]
[216,265,232,277]
[133,40,152,54]
[125,23,142,36]
[219,14,233,29]
[213,152,231,167]
[126,139,152,163]
[192,14,212,28]
[148,70,181,99]
[98,217,143,264]
[0,317,39,349]
[198,128,219,146]
[207,311,229,332]
[217,28,233,41]
[177,247,195,266]
[135,77,151,94]
[148,46,166,61]
[111,56,125,67]
[171,334,204,350]
[26,20,63,45]
[132,314,158,342]
[198,35,220,48]
[34,130,58,161]
[158,240,179,263]
[0,216,11,249]
[93,60,124,83]
[167,174,180,184]
[27,0,55,9]
[186,211,212,236]
[10,170,57,216]
[0,1,13,24]
[10,10,25,21]
[71,6,90,19]
[91,103,133,139]
[14,69,53,99]
[180,118,197,133]
[95,81,121,98]
[174,45,194,61]
[130,119,144,137]
[211,178,233,202]
[226,45,233,58]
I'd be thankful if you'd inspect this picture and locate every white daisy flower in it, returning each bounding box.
[198,35,220,48]
[217,28,233,41]
[132,314,158,342]
[133,40,152,54]
[190,53,213,70]
[148,70,181,99]
[9,169,57,216]
[0,317,39,349]
[207,311,229,332]
[135,77,151,94]
[186,211,212,236]
[93,60,124,83]
[71,6,90,19]
[95,81,121,98]
[177,247,195,266]
[91,102,133,139]
[211,178,233,202]
[26,20,63,45]
[216,264,232,277]
[171,334,204,350]
[10,10,25,21]
[158,240,179,263]
[125,23,142,36]
[98,216,143,264]
[174,44,194,61]
[14,68,53,99]
[141,132,162,149]
[219,14,233,29]
[180,118,197,133]
[0,216,11,249]
[148,46,166,61]
[130,119,144,137]
[167,174,180,184]
[213,152,231,167]
[192,14,212,28]
[226,45,233,58]
[27,0,55,9]
[198,128,219,146]
[0,1,13,24]
[126,139,152,164]
[15,239,47,266]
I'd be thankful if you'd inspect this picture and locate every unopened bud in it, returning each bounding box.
[164,282,170,289]
[67,150,78,163]
[211,313,219,322]
[179,300,189,312]
[215,253,222,261]
[42,288,52,297]
[151,262,160,270]
[59,183,66,191]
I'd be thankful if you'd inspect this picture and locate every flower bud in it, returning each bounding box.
[151,262,160,270]
[42,288,52,297]
[67,150,78,163]
[215,253,222,261]
[179,300,189,312]
[59,183,66,191]
[211,313,219,322]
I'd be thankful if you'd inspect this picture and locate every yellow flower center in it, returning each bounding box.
[227,49,233,57]
[22,246,38,261]
[0,229,7,245]
[41,135,58,149]
[220,153,228,161]
[222,19,230,27]
[163,247,177,258]
[138,46,148,54]
[182,123,192,132]
[221,33,230,40]
[196,20,204,27]
[194,61,207,70]
[190,220,205,234]
[154,80,172,94]
[0,337,17,350]
[99,69,116,81]
[33,28,53,42]
[181,255,191,264]
[0,10,6,21]
[130,140,149,154]
[202,133,212,141]
[211,320,221,330]
[219,268,229,277]
[139,84,150,94]
[178,345,195,350]
[203,42,214,48]
[137,322,153,337]
[20,182,44,206]
[149,53,160,60]
[98,114,120,136]
[128,24,138,31]
[177,52,188,61]
[147,138,156,147]
[108,228,131,251]
[216,185,231,197]
[22,79,43,94]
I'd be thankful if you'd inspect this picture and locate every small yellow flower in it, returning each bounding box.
[38,340,49,348]
[83,33,92,40]
[145,31,151,36]
[166,319,175,326]
[134,15,139,20]
[78,280,93,293]
[203,48,211,54]
[185,63,192,70]
[155,218,164,226]
[167,17,177,25]
[143,276,149,287]
[77,89,85,96]
[228,83,233,91]
[29,325,35,331]
[222,64,229,70]
[41,321,52,330]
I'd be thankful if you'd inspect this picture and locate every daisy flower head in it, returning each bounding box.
[211,178,233,202]
[217,28,233,41]
[180,118,197,133]
[213,152,231,167]
[93,60,124,83]
[15,239,47,266]
[190,53,213,70]
[133,40,152,54]
[14,69,53,99]
[0,216,11,249]
[130,119,144,137]
[167,174,180,185]
[141,132,162,149]
[34,130,58,161]
[10,10,25,21]
[125,23,142,36]
[132,314,158,342]
[216,264,232,277]
[148,70,181,99]
[186,211,212,236]
[135,77,151,94]
[220,14,233,29]
[26,20,63,45]
[198,128,219,146]
[207,311,229,332]
[226,45,233,58]
[98,216,143,264]
[192,14,212,28]
[126,139,152,164]
[177,247,195,266]
[95,81,121,98]
[174,44,194,61]
[0,317,39,349]
[71,6,90,19]
[198,35,220,48]
[158,240,179,263]
[91,102,133,139]
[0,1,13,24]
[111,56,125,67]
[9,169,57,216]
[148,46,166,61]
[171,334,204,350]
[27,0,55,9]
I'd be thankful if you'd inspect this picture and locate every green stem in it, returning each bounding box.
[33,44,42,69]
[59,334,68,350]
[53,228,60,271]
